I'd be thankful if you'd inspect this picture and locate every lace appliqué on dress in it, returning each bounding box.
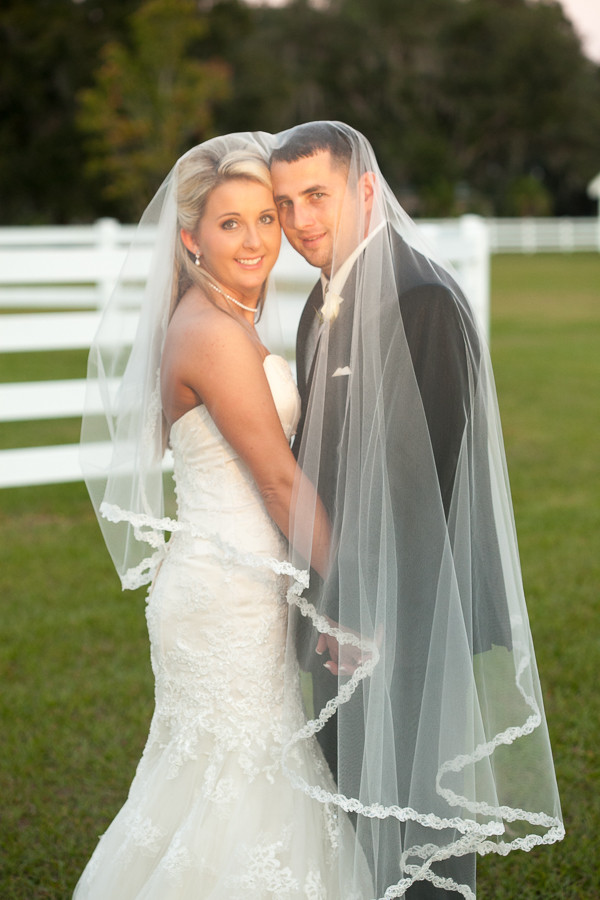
[159,834,193,885]
[227,827,299,897]
[116,810,166,865]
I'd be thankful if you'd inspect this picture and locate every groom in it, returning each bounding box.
[270,122,510,898]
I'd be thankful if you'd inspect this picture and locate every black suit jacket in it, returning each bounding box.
[293,228,511,657]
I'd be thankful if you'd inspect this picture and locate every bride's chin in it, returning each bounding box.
[233,273,267,295]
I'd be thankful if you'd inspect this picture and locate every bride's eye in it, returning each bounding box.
[259,214,276,225]
[221,219,238,230]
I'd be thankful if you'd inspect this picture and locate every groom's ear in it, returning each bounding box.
[359,171,376,216]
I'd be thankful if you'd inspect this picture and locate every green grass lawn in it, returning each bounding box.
[1,253,599,898]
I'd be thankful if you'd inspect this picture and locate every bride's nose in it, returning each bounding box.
[243,225,261,249]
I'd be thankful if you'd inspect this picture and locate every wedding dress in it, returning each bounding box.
[73,353,373,900]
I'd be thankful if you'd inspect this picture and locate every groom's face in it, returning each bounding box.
[271,150,355,278]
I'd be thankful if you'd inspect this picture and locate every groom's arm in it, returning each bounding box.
[400,281,512,653]
[400,281,472,517]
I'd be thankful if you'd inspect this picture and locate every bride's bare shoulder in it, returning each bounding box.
[164,287,258,365]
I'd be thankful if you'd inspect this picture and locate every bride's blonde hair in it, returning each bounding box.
[172,146,273,319]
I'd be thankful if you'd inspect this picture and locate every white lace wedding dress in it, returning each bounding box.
[73,354,373,900]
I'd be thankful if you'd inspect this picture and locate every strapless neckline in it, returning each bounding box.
[165,350,299,548]
[169,353,291,435]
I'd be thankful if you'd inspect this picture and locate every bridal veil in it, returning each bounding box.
[80,123,563,899]
[80,132,282,590]
[277,122,564,898]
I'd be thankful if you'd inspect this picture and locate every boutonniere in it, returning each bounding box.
[320,291,343,323]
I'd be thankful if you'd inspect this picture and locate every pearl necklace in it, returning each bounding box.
[207,281,258,315]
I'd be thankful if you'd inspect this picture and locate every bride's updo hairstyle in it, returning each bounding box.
[173,146,273,319]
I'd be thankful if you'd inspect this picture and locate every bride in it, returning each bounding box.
[76,136,373,898]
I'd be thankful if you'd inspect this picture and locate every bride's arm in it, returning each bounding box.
[163,309,331,578]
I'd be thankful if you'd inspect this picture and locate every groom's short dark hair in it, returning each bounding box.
[270,122,352,171]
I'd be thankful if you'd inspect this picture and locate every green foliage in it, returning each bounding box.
[0,0,140,223]
[1,0,599,220]
[209,0,600,216]
[434,0,600,215]
[1,254,599,896]
[506,175,553,217]
[77,0,231,218]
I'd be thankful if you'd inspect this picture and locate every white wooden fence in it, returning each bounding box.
[485,216,600,254]
[1,213,491,488]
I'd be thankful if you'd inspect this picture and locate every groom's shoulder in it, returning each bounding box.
[388,229,462,302]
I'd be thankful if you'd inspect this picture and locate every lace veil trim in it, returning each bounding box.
[100,501,310,591]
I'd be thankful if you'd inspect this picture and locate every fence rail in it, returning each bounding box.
[485,216,600,253]
[5,212,577,489]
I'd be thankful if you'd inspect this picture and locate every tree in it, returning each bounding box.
[0,0,140,223]
[212,0,600,215]
[77,0,231,220]
[2,0,597,220]
[436,0,600,214]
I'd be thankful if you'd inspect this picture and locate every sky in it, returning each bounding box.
[554,0,600,61]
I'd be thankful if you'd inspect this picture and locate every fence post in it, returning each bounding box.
[587,173,600,252]
[95,217,121,307]
[459,214,490,339]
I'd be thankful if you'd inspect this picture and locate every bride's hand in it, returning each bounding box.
[315,618,374,676]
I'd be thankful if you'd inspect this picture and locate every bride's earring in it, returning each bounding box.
[194,251,201,267]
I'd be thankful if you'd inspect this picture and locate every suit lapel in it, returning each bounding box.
[296,280,322,402]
